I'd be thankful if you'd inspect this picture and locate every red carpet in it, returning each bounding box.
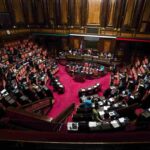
[47,65,111,119]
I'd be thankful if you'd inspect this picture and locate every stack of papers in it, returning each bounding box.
[110,120,120,128]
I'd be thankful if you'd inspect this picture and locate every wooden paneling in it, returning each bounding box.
[47,0,55,20]
[132,0,145,29]
[60,0,68,25]
[73,38,80,49]
[74,0,81,26]
[99,39,115,52]
[103,40,111,52]
[68,0,82,26]
[106,0,116,27]
[100,0,109,27]
[141,0,150,22]
[87,0,101,25]
[0,0,149,34]
[135,34,150,39]
[69,28,85,34]
[47,0,55,26]
[0,27,148,40]
[0,29,30,37]
[5,0,15,25]
[22,0,34,24]
[34,0,44,24]
[68,0,74,26]
[55,0,61,25]
[31,28,150,39]
[42,0,48,25]
[11,0,24,24]
[0,0,7,12]
[139,0,150,32]
[61,37,69,50]
[70,37,81,49]
[123,0,137,28]
[21,0,28,25]
[81,0,87,26]
[0,12,11,28]
[115,0,126,28]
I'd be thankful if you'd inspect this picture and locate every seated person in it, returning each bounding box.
[113,71,120,86]
[102,112,111,122]
[42,85,53,98]
[103,88,112,98]
[99,65,105,72]
[107,53,112,58]
[92,108,102,122]
[80,99,93,109]
[100,52,104,57]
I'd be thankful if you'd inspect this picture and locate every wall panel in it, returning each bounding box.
[132,0,145,29]
[34,0,44,24]
[115,0,126,28]
[123,0,137,28]
[60,0,68,25]
[68,0,74,26]
[47,0,55,26]
[11,0,24,24]
[99,39,115,52]
[81,0,87,26]
[0,13,11,27]
[74,0,81,26]
[22,0,34,24]
[0,0,7,12]
[55,0,61,25]
[87,0,101,25]
[73,38,80,49]
[103,40,111,52]
[70,37,81,49]
[61,37,69,50]
[67,0,82,26]
[106,0,116,27]
[100,0,109,27]
[139,0,150,32]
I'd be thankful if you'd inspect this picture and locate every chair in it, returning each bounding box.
[135,108,144,117]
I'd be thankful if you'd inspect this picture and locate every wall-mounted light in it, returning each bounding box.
[6,30,10,35]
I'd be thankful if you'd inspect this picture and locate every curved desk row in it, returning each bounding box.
[51,77,65,94]
[62,55,121,67]
[67,117,129,132]
[78,83,100,97]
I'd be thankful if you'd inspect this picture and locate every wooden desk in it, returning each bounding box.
[78,83,100,97]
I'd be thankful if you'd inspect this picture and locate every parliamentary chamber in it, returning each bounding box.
[0,0,150,149]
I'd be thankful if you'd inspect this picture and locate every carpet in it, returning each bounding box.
[47,65,111,119]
